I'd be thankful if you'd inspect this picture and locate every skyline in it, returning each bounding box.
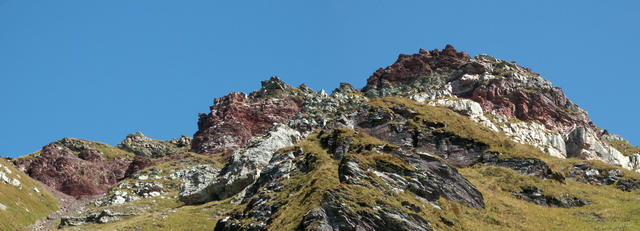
[1,0,639,157]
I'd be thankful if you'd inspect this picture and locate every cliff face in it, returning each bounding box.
[191,78,304,155]
[7,46,640,231]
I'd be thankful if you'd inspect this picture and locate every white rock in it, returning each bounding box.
[137,175,148,180]
[180,124,302,204]
[566,127,631,169]
[0,203,6,211]
[427,98,499,132]
[111,196,126,205]
[10,178,21,187]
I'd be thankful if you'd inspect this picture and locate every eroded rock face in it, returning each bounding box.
[214,128,482,231]
[363,45,592,134]
[341,152,485,209]
[17,144,130,197]
[181,124,302,204]
[361,45,639,170]
[566,127,630,168]
[191,78,302,155]
[354,103,489,167]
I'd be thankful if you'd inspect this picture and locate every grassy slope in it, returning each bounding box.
[16,138,136,162]
[268,98,640,230]
[0,159,59,231]
[59,153,230,231]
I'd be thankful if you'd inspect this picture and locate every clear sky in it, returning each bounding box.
[1,1,638,157]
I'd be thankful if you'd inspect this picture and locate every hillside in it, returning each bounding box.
[0,158,58,230]
[3,45,640,230]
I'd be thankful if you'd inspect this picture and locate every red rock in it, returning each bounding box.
[191,92,301,155]
[364,44,474,91]
[17,144,131,198]
[124,156,153,178]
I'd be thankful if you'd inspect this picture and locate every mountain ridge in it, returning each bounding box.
[2,45,640,230]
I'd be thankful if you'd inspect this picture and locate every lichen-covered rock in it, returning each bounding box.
[118,132,190,158]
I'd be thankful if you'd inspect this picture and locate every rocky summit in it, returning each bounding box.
[2,45,640,231]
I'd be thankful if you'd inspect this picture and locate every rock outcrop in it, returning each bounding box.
[59,210,134,227]
[15,143,131,197]
[118,132,191,158]
[362,45,637,171]
[191,78,302,155]
[513,186,589,208]
[181,124,302,204]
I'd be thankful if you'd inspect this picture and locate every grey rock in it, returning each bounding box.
[118,132,191,158]
[181,124,302,204]
[178,165,220,204]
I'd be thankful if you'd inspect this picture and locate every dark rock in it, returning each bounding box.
[567,162,623,186]
[483,154,566,183]
[514,186,589,208]
[354,103,489,167]
[300,191,434,231]
[616,179,640,192]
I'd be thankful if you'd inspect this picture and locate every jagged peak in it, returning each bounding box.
[248,76,305,99]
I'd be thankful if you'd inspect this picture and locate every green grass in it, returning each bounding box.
[449,166,640,231]
[16,138,136,161]
[0,159,59,231]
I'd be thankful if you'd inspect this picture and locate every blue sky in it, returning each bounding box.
[1,1,638,157]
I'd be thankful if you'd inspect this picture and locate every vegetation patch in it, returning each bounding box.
[0,159,58,230]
